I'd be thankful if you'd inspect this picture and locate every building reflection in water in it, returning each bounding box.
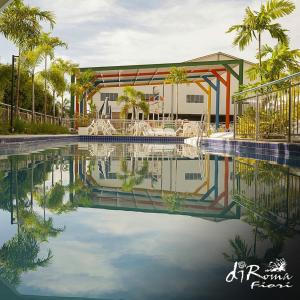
[76,143,239,221]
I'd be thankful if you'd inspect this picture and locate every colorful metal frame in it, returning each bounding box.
[73,59,244,129]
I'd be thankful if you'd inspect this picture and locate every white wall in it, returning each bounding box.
[92,61,252,118]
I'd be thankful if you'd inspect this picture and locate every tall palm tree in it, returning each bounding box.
[22,46,45,120]
[247,43,300,82]
[0,0,55,112]
[51,58,78,120]
[70,69,95,117]
[227,0,295,81]
[39,64,66,117]
[38,32,67,119]
[117,86,149,120]
[165,67,188,120]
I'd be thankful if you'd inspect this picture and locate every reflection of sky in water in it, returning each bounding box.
[5,208,251,299]
[0,144,299,300]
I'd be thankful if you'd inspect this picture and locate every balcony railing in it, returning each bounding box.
[0,102,71,128]
[233,72,300,143]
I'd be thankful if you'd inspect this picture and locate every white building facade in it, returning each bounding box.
[89,52,254,122]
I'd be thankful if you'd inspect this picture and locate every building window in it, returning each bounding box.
[101,93,118,101]
[185,173,202,180]
[144,93,159,101]
[186,95,204,103]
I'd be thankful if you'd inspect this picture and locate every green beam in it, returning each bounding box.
[79,59,242,72]
[80,204,239,219]
[238,60,244,86]
[223,64,239,80]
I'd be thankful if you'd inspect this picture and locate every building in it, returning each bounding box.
[79,52,254,127]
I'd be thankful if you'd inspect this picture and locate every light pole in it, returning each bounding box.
[10,55,19,133]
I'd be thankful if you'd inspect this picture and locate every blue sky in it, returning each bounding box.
[0,0,299,67]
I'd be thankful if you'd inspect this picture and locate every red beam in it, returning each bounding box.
[95,68,226,78]
[211,69,227,86]
[224,156,229,206]
[226,71,231,129]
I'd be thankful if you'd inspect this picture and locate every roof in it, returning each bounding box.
[79,56,244,89]
[186,51,255,66]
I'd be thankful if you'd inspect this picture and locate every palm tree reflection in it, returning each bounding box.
[224,158,300,266]
[0,231,52,286]
[117,158,149,192]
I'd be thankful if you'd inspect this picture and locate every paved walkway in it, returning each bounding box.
[0,134,74,139]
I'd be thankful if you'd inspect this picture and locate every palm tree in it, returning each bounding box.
[227,0,295,81]
[0,0,55,112]
[22,46,45,120]
[39,64,66,117]
[117,86,149,120]
[165,67,188,120]
[51,58,78,120]
[38,32,67,119]
[247,43,300,82]
[70,69,95,118]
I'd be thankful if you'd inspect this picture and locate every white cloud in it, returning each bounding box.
[1,0,299,68]
[16,208,253,299]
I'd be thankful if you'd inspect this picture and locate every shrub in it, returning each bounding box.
[12,119,69,134]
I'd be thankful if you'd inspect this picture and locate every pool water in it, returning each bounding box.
[0,142,299,300]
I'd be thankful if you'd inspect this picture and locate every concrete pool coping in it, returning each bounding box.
[198,137,300,167]
[0,134,299,165]
[0,134,186,144]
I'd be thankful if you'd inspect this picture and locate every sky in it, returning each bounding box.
[0,0,300,68]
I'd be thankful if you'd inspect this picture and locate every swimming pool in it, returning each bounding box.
[0,142,299,300]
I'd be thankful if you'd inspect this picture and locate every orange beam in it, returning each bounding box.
[99,79,205,89]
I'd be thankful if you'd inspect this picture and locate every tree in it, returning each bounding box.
[165,67,188,120]
[38,32,67,118]
[70,69,96,117]
[117,86,149,120]
[247,43,300,82]
[0,0,55,112]
[39,64,66,117]
[0,63,11,102]
[227,0,295,81]
[0,62,55,114]
[22,46,45,120]
[51,58,78,119]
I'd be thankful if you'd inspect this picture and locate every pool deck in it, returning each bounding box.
[0,134,76,143]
